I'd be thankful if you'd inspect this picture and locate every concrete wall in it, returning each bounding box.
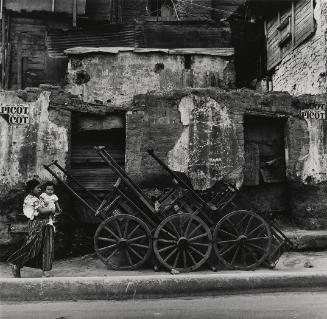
[0,89,70,255]
[126,89,327,227]
[271,0,327,95]
[66,49,235,105]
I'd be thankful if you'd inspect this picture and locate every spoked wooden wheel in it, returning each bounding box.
[94,214,152,270]
[153,213,212,272]
[213,210,272,270]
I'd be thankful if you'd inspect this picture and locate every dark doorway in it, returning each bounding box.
[70,113,126,224]
[243,115,287,215]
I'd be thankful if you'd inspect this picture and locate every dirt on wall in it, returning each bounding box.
[127,88,327,227]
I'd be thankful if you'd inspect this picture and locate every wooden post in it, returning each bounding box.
[5,42,11,89]
[52,0,55,12]
[277,11,282,59]
[17,39,22,89]
[291,1,295,47]
[22,56,28,89]
[1,12,5,88]
[118,0,122,23]
[108,0,113,23]
[4,15,11,89]
[73,0,77,28]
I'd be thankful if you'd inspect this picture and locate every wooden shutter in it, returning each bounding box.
[294,0,315,47]
[266,16,281,71]
[279,6,293,56]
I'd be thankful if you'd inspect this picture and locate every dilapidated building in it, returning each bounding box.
[0,0,327,258]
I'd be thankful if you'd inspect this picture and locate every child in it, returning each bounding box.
[40,182,62,230]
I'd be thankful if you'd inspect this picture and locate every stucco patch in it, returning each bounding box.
[301,119,327,183]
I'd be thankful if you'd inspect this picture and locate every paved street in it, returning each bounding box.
[1,291,327,319]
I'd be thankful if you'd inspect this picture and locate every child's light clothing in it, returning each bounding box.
[40,193,58,211]
[40,193,58,231]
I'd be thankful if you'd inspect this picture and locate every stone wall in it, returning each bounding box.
[65,48,235,105]
[271,0,327,95]
[126,88,327,227]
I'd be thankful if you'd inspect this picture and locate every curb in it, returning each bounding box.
[2,271,327,301]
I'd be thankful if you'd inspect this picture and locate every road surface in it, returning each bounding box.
[1,291,327,319]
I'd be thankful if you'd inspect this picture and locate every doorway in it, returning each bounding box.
[243,115,287,215]
[70,113,126,223]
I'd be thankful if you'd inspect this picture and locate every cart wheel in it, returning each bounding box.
[94,214,152,270]
[213,210,272,270]
[153,213,212,272]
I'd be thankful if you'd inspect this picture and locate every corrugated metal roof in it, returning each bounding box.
[47,25,135,57]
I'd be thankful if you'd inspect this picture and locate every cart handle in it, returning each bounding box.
[43,160,58,168]
[147,149,214,225]
[43,163,98,214]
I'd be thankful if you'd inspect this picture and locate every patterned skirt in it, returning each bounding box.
[7,219,54,271]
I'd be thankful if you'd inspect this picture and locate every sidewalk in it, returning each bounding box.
[1,251,327,301]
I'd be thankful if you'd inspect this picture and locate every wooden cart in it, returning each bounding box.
[43,147,291,273]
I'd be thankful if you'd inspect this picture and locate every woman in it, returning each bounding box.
[8,179,55,278]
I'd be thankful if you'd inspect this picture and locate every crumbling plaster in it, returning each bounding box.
[66,50,235,105]
[168,94,243,190]
[0,91,69,195]
[129,89,327,190]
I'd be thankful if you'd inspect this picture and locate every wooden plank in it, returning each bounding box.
[244,142,260,186]
[266,14,281,70]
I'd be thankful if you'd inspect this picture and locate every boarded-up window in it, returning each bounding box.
[266,0,315,71]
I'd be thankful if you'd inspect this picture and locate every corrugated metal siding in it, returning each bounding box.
[70,128,125,192]
[47,25,135,57]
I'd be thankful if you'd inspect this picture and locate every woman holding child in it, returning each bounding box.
[8,179,61,278]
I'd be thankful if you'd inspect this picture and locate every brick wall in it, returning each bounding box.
[271,0,327,95]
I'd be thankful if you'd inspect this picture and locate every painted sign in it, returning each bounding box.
[300,103,326,120]
[300,109,326,120]
[0,104,29,124]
